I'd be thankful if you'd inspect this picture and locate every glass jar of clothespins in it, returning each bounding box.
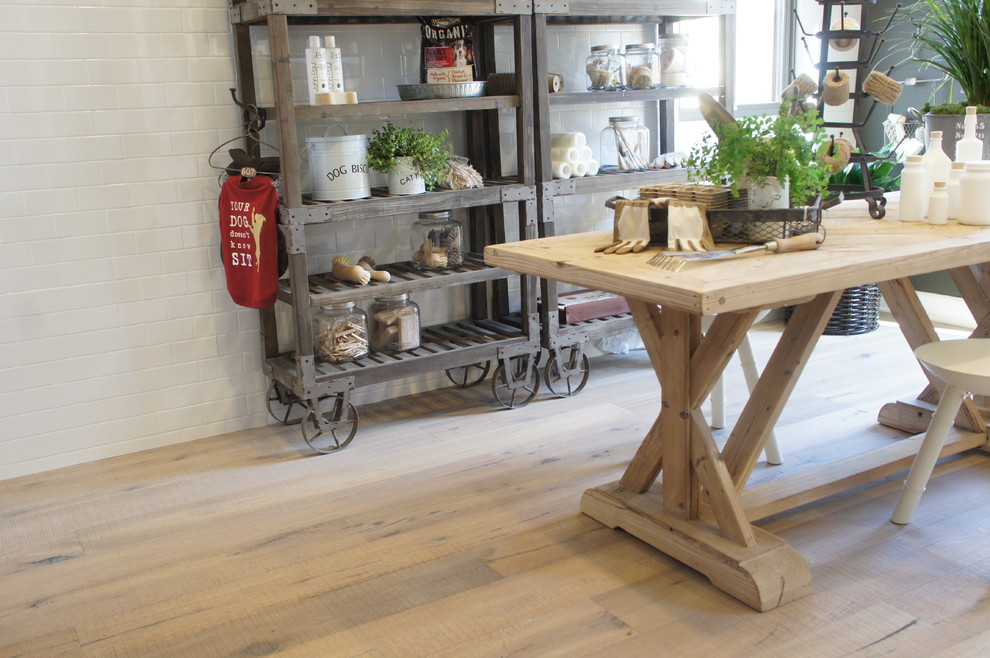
[313,301,368,363]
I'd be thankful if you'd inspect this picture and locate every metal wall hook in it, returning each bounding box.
[230,87,266,133]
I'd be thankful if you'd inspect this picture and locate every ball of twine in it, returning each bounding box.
[829,16,860,52]
[781,73,818,100]
[822,70,850,107]
[819,138,853,174]
[863,71,903,104]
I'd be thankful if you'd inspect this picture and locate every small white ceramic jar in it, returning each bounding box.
[927,181,948,225]
[947,161,965,220]
[957,161,990,226]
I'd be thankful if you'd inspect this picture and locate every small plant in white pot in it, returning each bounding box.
[686,102,830,208]
[366,122,452,195]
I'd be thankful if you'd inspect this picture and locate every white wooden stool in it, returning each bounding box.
[704,312,783,465]
[891,338,990,525]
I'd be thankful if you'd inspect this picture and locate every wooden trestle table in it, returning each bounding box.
[484,195,990,611]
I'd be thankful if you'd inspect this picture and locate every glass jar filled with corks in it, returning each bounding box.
[369,293,420,353]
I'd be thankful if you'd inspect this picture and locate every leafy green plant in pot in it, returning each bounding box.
[366,122,453,195]
[686,102,830,209]
[901,0,990,159]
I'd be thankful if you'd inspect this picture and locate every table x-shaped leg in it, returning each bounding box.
[581,291,843,610]
[877,274,988,434]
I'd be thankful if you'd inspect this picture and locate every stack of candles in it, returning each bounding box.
[550,132,600,179]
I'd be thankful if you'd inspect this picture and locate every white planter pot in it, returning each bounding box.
[925,113,990,161]
[747,176,790,209]
[388,156,426,195]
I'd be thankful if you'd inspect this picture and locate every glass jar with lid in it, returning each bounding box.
[657,34,689,87]
[624,43,659,89]
[411,210,464,270]
[600,116,650,171]
[369,293,421,353]
[585,44,626,91]
[313,301,369,363]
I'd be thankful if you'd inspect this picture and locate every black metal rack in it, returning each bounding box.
[798,0,901,219]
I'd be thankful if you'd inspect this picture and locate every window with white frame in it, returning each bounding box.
[674,0,794,151]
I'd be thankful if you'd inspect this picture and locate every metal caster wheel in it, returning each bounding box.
[445,361,491,388]
[301,397,359,454]
[544,348,591,398]
[868,198,886,220]
[491,356,540,409]
[265,381,305,425]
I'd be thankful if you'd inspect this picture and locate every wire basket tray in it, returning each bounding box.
[706,205,824,244]
[641,183,834,245]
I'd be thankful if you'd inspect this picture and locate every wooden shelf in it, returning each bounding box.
[547,168,688,196]
[558,313,638,340]
[283,182,535,223]
[541,0,735,18]
[548,86,716,106]
[268,317,529,388]
[230,0,532,24]
[276,95,521,121]
[278,254,517,306]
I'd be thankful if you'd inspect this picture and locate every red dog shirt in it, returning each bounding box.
[219,175,280,308]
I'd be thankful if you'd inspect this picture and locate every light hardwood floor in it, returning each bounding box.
[3,320,990,657]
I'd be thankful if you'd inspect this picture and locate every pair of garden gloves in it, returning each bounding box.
[596,197,714,254]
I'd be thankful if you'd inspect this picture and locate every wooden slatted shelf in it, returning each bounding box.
[273,95,521,121]
[544,1,735,18]
[268,317,527,388]
[558,313,638,341]
[548,86,717,106]
[562,168,688,195]
[230,0,533,25]
[276,254,516,305]
[284,181,535,224]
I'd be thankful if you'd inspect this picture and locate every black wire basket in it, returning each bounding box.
[639,184,837,245]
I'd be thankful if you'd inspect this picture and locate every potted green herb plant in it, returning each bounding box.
[686,102,830,209]
[902,0,990,158]
[366,122,452,195]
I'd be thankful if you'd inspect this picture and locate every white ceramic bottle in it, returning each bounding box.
[899,155,927,223]
[958,161,990,225]
[927,181,948,225]
[305,35,331,106]
[955,106,984,163]
[922,130,952,196]
[947,161,965,220]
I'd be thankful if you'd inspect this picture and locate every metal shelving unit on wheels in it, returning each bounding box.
[228,1,542,453]
[530,1,737,397]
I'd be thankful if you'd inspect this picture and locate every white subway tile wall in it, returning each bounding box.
[0,2,659,479]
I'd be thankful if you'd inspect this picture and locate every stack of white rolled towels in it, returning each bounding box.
[550,132,599,179]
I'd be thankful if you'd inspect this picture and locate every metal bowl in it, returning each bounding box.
[397,81,487,101]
